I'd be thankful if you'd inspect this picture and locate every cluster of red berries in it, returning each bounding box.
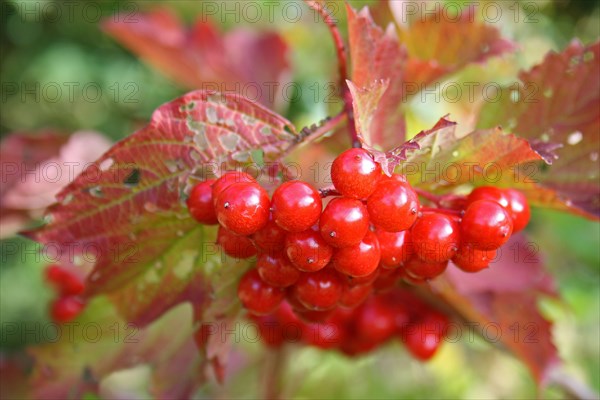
[249,287,450,360]
[187,147,530,340]
[44,264,86,323]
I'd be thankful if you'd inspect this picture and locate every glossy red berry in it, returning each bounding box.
[411,213,460,263]
[467,186,530,233]
[217,226,257,259]
[237,269,285,315]
[319,197,369,248]
[291,268,343,311]
[380,173,407,183]
[252,214,286,253]
[186,179,218,224]
[285,227,333,272]
[467,186,509,208]
[271,181,322,232]
[45,265,84,296]
[504,189,530,232]
[452,244,496,272]
[367,180,419,232]
[461,200,513,250]
[257,252,301,288]
[50,296,85,323]
[344,267,380,287]
[332,230,381,277]
[404,257,448,280]
[339,283,372,308]
[375,229,413,268]
[215,182,270,235]
[331,148,382,199]
[211,171,256,204]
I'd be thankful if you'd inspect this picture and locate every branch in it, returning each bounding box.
[305,1,359,148]
[282,112,347,158]
[261,348,286,400]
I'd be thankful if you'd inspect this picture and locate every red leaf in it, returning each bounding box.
[103,9,290,109]
[347,5,408,148]
[430,235,560,383]
[1,131,111,238]
[478,40,600,219]
[24,90,298,325]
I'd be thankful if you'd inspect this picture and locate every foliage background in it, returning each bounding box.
[1,0,599,398]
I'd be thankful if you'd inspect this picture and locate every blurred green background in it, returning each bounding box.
[1,0,599,398]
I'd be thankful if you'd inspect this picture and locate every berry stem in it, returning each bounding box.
[415,188,465,208]
[414,188,442,205]
[305,1,359,148]
[318,185,341,198]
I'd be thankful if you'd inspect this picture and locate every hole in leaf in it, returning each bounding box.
[123,169,141,187]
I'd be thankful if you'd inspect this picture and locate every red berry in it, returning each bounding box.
[367,180,419,232]
[372,267,403,292]
[461,200,513,250]
[375,229,413,268]
[249,313,286,348]
[291,268,343,311]
[339,283,372,308]
[295,308,334,324]
[211,171,256,204]
[45,265,84,296]
[303,319,346,349]
[504,189,530,232]
[381,173,407,183]
[271,181,322,232]
[285,227,333,272]
[467,186,529,232]
[452,244,496,272]
[332,230,381,277]
[50,296,85,323]
[354,296,397,344]
[252,213,286,253]
[187,179,218,225]
[215,182,270,236]
[404,257,448,279]
[319,197,370,248]
[402,311,449,361]
[237,269,284,315]
[217,226,257,259]
[331,148,382,199]
[344,267,380,287]
[411,213,460,263]
[467,186,509,208]
[257,252,301,288]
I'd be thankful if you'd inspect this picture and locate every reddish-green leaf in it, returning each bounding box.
[477,40,600,219]
[1,131,111,238]
[430,235,560,383]
[397,5,516,88]
[347,5,408,148]
[398,122,546,192]
[24,90,298,325]
[28,299,203,399]
[103,9,290,109]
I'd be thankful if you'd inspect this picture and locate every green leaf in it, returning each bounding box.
[27,298,203,399]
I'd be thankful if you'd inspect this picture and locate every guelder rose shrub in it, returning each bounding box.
[12,2,598,399]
